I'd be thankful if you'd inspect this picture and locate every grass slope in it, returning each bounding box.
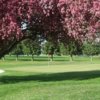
[0,56,100,100]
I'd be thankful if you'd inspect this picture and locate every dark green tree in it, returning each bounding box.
[22,38,41,61]
[11,43,23,61]
[83,42,100,62]
[64,41,82,62]
[42,41,55,61]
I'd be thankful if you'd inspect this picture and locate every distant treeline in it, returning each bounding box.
[5,38,100,62]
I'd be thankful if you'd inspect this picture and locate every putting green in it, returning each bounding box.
[4,63,100,73]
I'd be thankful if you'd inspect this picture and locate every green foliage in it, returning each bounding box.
[11,43,23,56]
[10,38,41,56]
[22,41,30,56]
[59,43,68,55]
[67,41,83,56]
[42,41,82,59]
[83,43,100,56]
[60,41,82,57]
[42,41,55,55]
[55,46,61,56]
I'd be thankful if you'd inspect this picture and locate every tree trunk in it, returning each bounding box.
[16,55,18,61]
[69,54,73,62]
[31,54,34,61]
[90,55,93,62]
[50,54,53,61]
[51,54,53,61]
[2,56,5,61]
[0,40,17,59]
[48,54,53,61]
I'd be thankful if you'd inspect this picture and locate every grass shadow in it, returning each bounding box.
[0,70,100,84]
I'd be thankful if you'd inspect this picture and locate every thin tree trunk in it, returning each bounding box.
[31,54,34,61]
[69,54,73,62]
[50,54,53,61]
[90,55,93,62]
[16,55,18,61]
[2,56,5,61]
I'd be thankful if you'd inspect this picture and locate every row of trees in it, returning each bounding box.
[9,38,41,61]
[7,39,100,61]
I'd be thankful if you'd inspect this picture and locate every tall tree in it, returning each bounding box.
[22,38,41,61]
[43,41,55,61]
[83,42,100,62]
[0,0,100,58]
[11,43,23,61]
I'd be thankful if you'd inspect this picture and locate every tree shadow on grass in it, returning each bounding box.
[0,70,100,84]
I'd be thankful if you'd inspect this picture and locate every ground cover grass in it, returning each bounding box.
[0,56,100,100]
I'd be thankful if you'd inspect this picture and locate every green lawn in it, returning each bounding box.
[0,56,100,100]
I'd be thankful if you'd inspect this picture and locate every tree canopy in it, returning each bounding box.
[0,0,100,58]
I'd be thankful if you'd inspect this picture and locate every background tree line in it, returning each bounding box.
[6,38,100,62]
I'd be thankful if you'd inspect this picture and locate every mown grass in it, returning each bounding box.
[0,56,100,100]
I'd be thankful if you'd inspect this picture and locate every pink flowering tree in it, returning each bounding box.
[59,0,100,40]
[0,0,100,58]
